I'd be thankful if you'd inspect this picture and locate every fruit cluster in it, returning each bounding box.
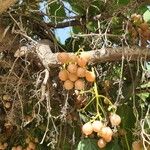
[2,94,12,109]
[129,13,150,47]
[11,138,37,150]
[82,113,121,148]
[57,52,95,90]
[0,142,8,150]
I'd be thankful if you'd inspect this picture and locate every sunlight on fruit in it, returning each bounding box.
[58,69,68,81]
[67,64,78,74]
[57,52,70,64]
[82,122,93,136]
[97,138,106,148]
[109,113,121,126]
[92,120,103,133]
[64,80,74,90]
[75,79,85,90]
[85,71,96,82]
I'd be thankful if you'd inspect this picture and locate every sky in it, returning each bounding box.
[40,1,74,44]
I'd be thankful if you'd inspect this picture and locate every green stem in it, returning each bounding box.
[78,96,95,112]
[125,134,130,150]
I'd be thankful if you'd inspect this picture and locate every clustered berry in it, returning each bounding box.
[82,113,121,148]
[128,13,150,47]
[11,137,37,150]
[57,52,96,90]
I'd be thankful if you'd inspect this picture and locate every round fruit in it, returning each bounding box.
[3,143,8,148]
[26,147,31,150]
[12,147,17,150]
[16,145,23,150]
[5,102,11,108]
[64,80,74,90]
[67,64,78,74]
[80,52,91,61]
[92,120,103,133]
[110,113,121,126]
[69,54,78,63]
[0,145,4,150]
[34,138,38,143]
[57,52,70,64]
[77,56,88,67]
[85,71,96,82]
[25,138,30,144]
[97,138,106,148]
[82,122,93,136]
[3,95,11,101]
[58,70,68,81]
[101,127,113,142]
[28,142,36,149]
[104,135,112,142]
[132,140,143,150]
[75,79,85,90]
[77,67,86,77]
[68,73,78,82]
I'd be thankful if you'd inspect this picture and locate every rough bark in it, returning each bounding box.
[15,40,150,68]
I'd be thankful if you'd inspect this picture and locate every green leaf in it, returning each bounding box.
[63,0,85,14]
[117,105,136,148]
[105,138,122,150]
[86,22,96,32]
[48,1,66,22]
[137,93,150,102]
[76,138,99,150]
[143,9,150,22]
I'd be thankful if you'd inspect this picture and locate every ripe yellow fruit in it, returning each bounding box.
[64,80,74,90]
[58,70,68,81]
[77,67,86,77]
[132,140,143,150]
[3,94,11,101]
[104,135,112,142]
[16,145,23,150]
[97,138,106,148]
[101,127,113,142]
[69,54,78,63]
[0,145,5,150]
[57,52,70,64]
[28,142,36,150]
[82,122,93,136]
[77,56,88,67]
[67,64,78,74]
[109,113,121,126]
[25,137,30,144]
[26,147,31,150]
[75,79,85,90]
[80,52,91,61]
[92,120,103,133]
[5,102,11,108]
[34,138,38,143]
[3,143,8,148]
[12,147,17,150]
[85,71,96,82]
[68,73,78,82]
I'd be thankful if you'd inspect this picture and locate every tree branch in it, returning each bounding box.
[27,41,150,68]
[46,15,102,29]
[0,0,16,14]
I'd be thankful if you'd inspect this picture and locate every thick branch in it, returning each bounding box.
[0,0,16,14]
[52,47,150,66]
[32,41,150,67]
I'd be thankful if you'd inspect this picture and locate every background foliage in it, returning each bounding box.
[0,0,150,150]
